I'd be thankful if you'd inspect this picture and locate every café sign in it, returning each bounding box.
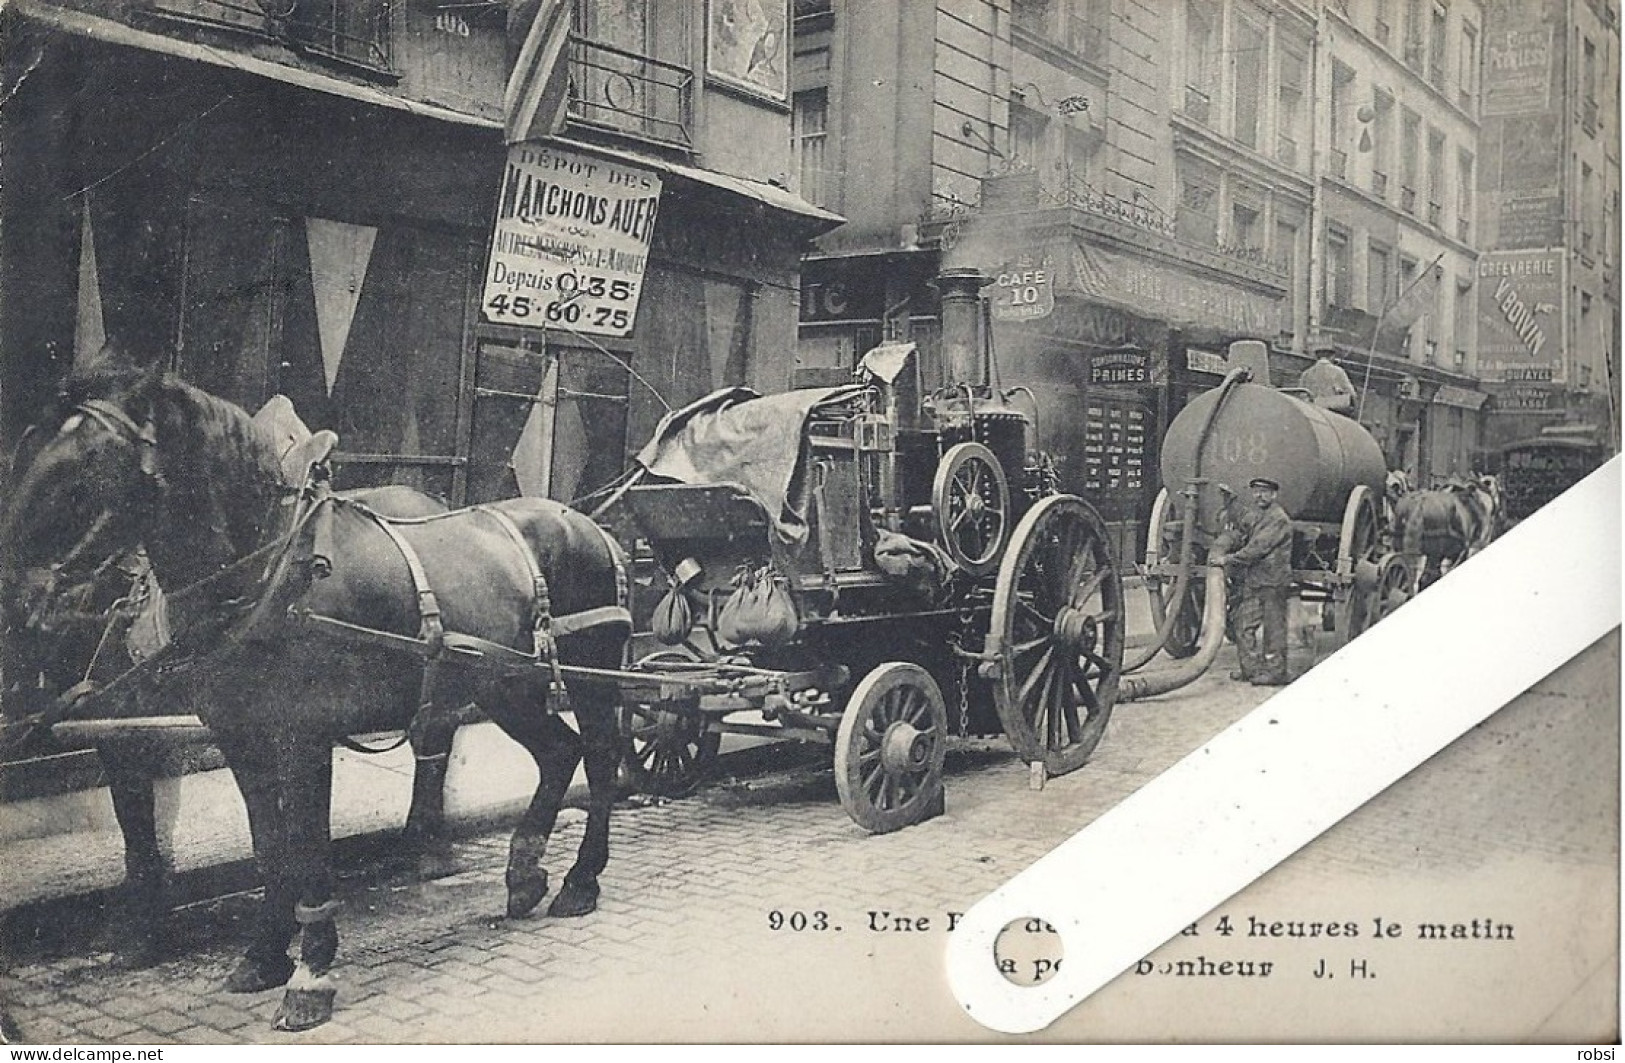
[482,144,661,336]
[992,258,1055,322]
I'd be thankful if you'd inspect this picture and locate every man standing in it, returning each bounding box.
[1213,476,1294,686]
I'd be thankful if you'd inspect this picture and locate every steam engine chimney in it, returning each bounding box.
[935,267,991,387]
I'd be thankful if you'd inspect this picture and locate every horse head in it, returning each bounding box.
[1,363,286,736]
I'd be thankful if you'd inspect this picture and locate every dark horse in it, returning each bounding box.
[1,364,630,1031]
[1393,477,1501,591]
[0,481,460,970]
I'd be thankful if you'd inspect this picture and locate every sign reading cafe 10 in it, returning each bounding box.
[482,144,662,336]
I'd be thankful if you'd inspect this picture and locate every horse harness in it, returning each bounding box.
[299,497,632,754]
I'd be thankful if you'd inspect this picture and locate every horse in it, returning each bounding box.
[1392,477,1501,592]
[0,363,631,1032]
[1,399,462,970]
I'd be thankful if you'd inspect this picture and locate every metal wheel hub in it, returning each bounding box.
[650,708,689,743]
[1054,606,1096,654]
[880,721,931,773]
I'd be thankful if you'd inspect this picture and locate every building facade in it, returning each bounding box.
[790,0,1493,561]
[1,0,835,507]
[1475,0,1621,453]
[1312,0,1489,484]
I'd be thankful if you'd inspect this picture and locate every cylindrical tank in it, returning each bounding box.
[1160,382,1386,530]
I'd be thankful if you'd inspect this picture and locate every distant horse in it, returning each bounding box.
[1,363,630,1032]
[1,398,459,970]
[1393,477,1501,591]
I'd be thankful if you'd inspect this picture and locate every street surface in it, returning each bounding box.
[0,630,1617,1044]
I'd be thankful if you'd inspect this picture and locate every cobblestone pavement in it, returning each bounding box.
[1,633,1617,1044]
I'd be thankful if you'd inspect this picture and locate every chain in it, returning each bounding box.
[957,658,971,737]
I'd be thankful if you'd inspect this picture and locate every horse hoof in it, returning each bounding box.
[224,954,295,994]
[505,869,549,920]
[273,985,336,1032]
[417,846,460,882]
[547,880,599,919]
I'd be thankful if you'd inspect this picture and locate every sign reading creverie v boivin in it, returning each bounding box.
[482,143,662,336]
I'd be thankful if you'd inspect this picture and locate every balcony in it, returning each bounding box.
[1427,201,1442,228]
[1184,85,1212,126]
[1401,185,1417,213]
[142,0,395,77]
[1372,170,1388,197]
[567,35,694,151]
[1277,134,1298,168]
[1330,148,1348,180]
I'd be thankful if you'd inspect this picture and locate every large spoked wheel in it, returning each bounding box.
[989,495,1125,777]
[1364,552,1415,628]
[834,662,948,834]
[1144,488,1204,659]
[1335,486,1382,640]
[621,650,721,798]
[932,442,1010,577]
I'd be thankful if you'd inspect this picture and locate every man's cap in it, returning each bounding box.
[1248,476,1281,491]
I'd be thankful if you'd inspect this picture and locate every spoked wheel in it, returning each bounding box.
[1144,487,1202,658]
[1365,553,1415,627]
[1335,486,1382,640]
[620,650,721,798]
[932,442,1010,577]
[834,662,948,834]
[989,495,1125,777]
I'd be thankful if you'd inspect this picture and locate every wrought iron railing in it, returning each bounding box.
[143,0,395,77]
[567,34,694,150]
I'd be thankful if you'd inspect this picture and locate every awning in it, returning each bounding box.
[12,0,503,130]
[552,137,844,229]
[1069,242,1287,337]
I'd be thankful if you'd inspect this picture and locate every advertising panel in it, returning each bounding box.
[1477,250,1564,384]
[482,144,661,335]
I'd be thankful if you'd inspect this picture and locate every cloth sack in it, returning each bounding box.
[716,564,798,648]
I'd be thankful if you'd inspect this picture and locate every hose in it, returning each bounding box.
[1123,366,1251,672]
[1119,563,1229,700]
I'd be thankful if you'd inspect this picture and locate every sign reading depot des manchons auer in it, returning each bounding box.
[482,144,663,336]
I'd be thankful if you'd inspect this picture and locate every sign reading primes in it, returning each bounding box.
[482,144,662,335]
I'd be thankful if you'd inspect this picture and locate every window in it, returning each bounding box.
[1012,0,1052,37]
[1429,2,1449,91]
[1586,38,1598,102]
[1231,10,1265,149]
[1327,227,1353,309]
[1454,278,1473,366]
[1401,109,1421,211]
[1274,218,1299,276]
[792,90,830,209]
[1330,61,1356,174]
[1369,244,1393,311]
[1064,124,1101,188]
[1371,89,1393,197]
[1405,0,1425,68]
[1456,149,1474,237]
[1375,0,1392,43]
[1178,162,1220,246]
[1186,0,1218,121]
[1278,45,1307,166]
[1010,102,1049,170]
[1014,0,1105,61]
[1230,201,1261,252]
[571,0,693,148]
[1459,23,1479,111]
[1427,129,1445,225]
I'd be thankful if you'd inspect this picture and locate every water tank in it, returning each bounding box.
[1160,382,1387,529]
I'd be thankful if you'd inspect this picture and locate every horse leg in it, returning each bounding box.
[217,737,299,993]
[484,685,582,920]
[549,676,621,919]
[273,734,341,1033]
[102,741,169,967]
[400,713,458,880]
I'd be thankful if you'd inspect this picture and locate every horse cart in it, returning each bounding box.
[601,332,1125,833]
[1142,352,1414,657]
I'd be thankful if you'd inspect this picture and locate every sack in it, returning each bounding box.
[651,585,694,645]
[716,564,798,649]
